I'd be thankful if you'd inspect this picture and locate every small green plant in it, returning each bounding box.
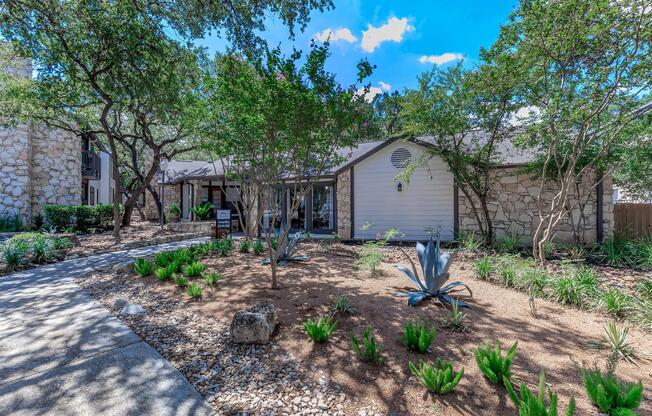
[239,239,251,253]
[133,258,153,277]
[599,288,634,318]
[190,202,214,220]
[401,321,436,353]
[186,282,203,299]
[31,238,53,263]
[548,275,583,306]
[504,371,576,416]
[196,243,211,256]
[2,242,26,270]
[474,340,518,384]
[52,237,72,250]
[168,204,181,218]
[174,274,188,287]
[500,266,517,287]
[581,368,643,415]
[329,295,357,315]
[155,251,175,268]
[515,268,550,297]
[252,239,265,255]
[212,237,234,256]
[474,256,493,280]
[173,248,195,265]
[588,321,639,373]
[203,271,223,287]
[355,241,384,275]
[304,315,338,343]
[183,261,206,277]
[498,231,521,254]
[155,265,175,281]
[457,231,482,250]
[636,279,652,299]
[634,236,652,268]
[409,359,464,394]
[442,300,468,331]
[351,326,384,364]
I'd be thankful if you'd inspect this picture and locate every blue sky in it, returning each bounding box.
[198,0,518,99]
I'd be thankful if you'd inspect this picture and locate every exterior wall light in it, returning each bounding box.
[397,182,403,192]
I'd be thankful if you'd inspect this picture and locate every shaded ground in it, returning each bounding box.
[81,241,652,416]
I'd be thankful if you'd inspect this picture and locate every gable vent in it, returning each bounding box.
[390,148,412,169]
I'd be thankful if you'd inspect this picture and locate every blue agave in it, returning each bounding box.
[263,227,309,266]
[396,236,472,307]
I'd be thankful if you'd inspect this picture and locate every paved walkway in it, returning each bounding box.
[0,238,215,416]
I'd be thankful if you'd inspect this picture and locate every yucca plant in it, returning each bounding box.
[304,315,337,343]
[183,261,206,277]
[351,326,384,364]
[2,242,26,270]
[329,295,357,315]
[401,321,436,353]
[186,283,203,299]
[504,371,576,416]
[31,238,53,263]
[262,228,309,266]
[474,340,518,384]
[203,271,223,287]
[239,239,251,253]
[588,321,638,373]
[155,265,175,281]
[155,251,175,268]
[442,300,468,331]
[409,359,464,394]
[252,239,265,255]
[133,258,153,277]
[474,256,493,280]
[581,368,643,415]
[396,235,471,307]
[174,274,188,288]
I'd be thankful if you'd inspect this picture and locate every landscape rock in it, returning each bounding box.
[230,303,277,344]
[112,261,133,274]
[119,303,146,316]
[112,297,129,311]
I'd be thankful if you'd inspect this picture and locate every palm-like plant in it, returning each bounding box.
[396,235,472,306]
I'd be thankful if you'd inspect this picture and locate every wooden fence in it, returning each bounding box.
[613,203,652,237]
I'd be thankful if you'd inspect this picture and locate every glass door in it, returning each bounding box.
[311,184,333,232]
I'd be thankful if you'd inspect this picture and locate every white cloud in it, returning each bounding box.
[356,82,392,102]
[361,17,415,53]
[378,81,392,91]
[418,53,465,65]
[313,27,358,43]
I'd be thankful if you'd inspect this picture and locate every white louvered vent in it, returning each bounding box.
[390,148,412,169]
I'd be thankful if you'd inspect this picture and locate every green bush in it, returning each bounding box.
[31,238,54,263]
[0,213,24,232]
[203,272,223,287]
[474,256,493,280]
[304,315,337,343]
[133,258,153,277]
[497,231,521,254]
[515,268,550,297]
[186,283,203,299]
[44,205,76,231]
[401,321,436,353]
[155,251,175,268]
[474,340,518,384]
[155,265,175,281]
[239,239,251,253]
[183,261,206,277]
[351,326,384,364]
[196,243,211,256]
[52,237,73,250]
[252,239,265,255]
[212,237,234,256]
[409,359,464,395]
[582,368,643,415]
[44,204,116,231]
[173,248,195,265]
[174,275,188,287]
[504,371,576,416]
[190,202,214,220]
[456,231,482,250]
[599,289,635,318]
[329,295,356,315]
[2,242,27,270]
[355,241,384,275]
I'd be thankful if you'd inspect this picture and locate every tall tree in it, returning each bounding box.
[487,0,652,263]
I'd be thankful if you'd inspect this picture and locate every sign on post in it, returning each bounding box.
[216,209,231,238]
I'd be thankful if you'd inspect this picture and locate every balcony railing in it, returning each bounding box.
[81,150,101,180]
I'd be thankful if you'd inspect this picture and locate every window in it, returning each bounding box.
[311,184,333,230]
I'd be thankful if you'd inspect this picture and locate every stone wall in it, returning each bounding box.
[458,166,614,244]
[144,183,182,220]
[336,169,352,239]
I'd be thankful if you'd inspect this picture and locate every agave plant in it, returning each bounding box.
[262,227,309,266]
[396,235,472,307]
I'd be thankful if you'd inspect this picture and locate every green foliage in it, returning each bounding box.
[498,231,521,254]
[195,243,211,256]
[133,258,153,277]
[30,237,53,263]
[168,204,181,216]
[186,283,203,299]
[442,300,468,331]
[474,256,493,280]
[599,289,635,318]
[456,231,483,251]
[515,268,551,297]
[52,237,72,250]
[183,261,206,277]
[174,275,188,288]
[43,205,115,231]
[155,251,175,269]
[304,315,337,343]
[173,248,195,265]
[190,202,214,220]
[2,241,27,270]
[351,326,384,364]
[409,359,464,395]
[504,371,576,416]
[203,272,223,287]
[155,265,175,281]
[474,340,518,384]
[401,321,436,353]
[593,237,652,270]
[212,237,234,256]
[582,368,643,415]
[595,322,639,373]
[355,241,384,275]
[253,239,265,255]
[0,213,24,232]
[329,296,356,315]
[636,279,652,300]
[239,239,251,253]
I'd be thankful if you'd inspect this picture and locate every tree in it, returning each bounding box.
[612,113,652,201]
[371,91,404,137]
[0,0,332,239]
[487,0,652,263]
[400,60,523,245]
[203,43,373,289]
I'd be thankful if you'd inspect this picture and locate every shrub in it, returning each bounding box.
[351,326,384,364]
[2,242,27,270]
[329,295,356,315]
[190,202,214,220]
[43,204,116,231]
[212,237,234,256]
[598,289,634,318]
[442,300,468,331]
[203,271,223,287]
[634,236,652,268]
[504,371,576,416]
[52,237,73,250]
[183,261,206,277]
[401,321,436,353]
[474,256,493,280]
[31,237,54,263]
[581,368,643,415]
[456,231,482,250]
[173,248,195,265]
[155,251,175,268]
[304,315,337,343]
[252,239,265,255]
[133,258,153,277]
[155,265,175,281]
[44,205,76,230]
[93,204,115,229]
[409,359,464,395]
[174,275,188,287]
[195,243,211,256]
[74,205,93,231]
[355,241,384,275]
[0,213,24,232]
[186,283,203,299]
[497,231,521,254]
[547,275,583,306]
[239,239,251,253]
[474,340,518,384]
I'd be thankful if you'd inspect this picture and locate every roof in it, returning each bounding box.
[163,160,223,183]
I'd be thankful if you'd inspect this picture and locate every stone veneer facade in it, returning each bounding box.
[0,55,81,225]
[336,169,352,239]
[458,167,614,244]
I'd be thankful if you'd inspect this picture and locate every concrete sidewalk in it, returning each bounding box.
[0,238,215,416]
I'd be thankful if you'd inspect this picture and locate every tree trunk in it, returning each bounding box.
[122,202,136,226]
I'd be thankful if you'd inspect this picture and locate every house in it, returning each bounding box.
[0,53,114,225]
[151,136,614,243]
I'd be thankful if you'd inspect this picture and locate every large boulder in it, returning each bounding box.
[230,303,277,344]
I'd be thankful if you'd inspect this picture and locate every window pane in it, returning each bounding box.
[312,184,333,230]
[289,187,306,230]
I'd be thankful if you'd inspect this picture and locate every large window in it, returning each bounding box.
[311,184,333,231]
